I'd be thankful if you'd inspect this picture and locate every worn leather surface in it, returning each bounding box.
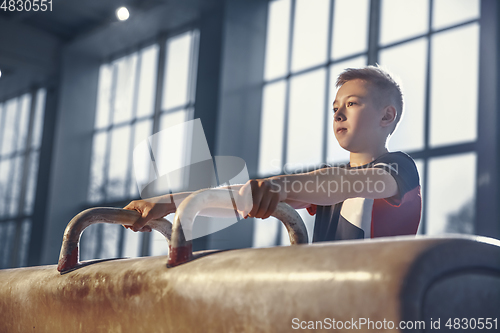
[1,235,499,332]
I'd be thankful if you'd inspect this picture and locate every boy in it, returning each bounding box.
[125,66,421,241]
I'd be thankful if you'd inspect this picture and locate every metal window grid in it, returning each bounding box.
[0,89,45,268]
[86,29,200,258]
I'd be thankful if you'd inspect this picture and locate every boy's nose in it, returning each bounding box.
[334,111,346,122]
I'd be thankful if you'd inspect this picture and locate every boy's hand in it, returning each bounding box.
[123,196,176,232]
[238,177,287,219]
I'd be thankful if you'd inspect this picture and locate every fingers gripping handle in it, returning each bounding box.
[168,188,308,267]
[57,207,172,273]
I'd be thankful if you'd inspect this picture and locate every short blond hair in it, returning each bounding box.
[336,65,403,134]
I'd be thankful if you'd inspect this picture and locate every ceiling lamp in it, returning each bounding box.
[116,7,130,21]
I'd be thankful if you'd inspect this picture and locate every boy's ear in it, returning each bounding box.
[381,105,397,127]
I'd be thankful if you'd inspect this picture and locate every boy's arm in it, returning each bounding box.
[125,167,398,229]
[284,167,398,204]
[239,167,398,219]
[282,199,313,210]
[124,184,248,231]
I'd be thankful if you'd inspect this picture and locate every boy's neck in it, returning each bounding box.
[349,147,389,167]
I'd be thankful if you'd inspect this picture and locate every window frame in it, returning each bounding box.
[83,28,200,259]
[0,88,47,268]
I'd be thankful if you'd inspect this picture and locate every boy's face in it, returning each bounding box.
[333,79,385,153]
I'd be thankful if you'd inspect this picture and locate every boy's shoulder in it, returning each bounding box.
[340,151,417,172]
[319,151,418,176]
[370,151,418,173]
[372,150,414,163]
[372,151,420,201]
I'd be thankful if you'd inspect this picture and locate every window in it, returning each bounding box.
[0,89,46,268]
[82,30,199,261]
[256,0,480,246]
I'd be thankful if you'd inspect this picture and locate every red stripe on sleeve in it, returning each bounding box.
[307,204,317,216]
[370,186,422,238]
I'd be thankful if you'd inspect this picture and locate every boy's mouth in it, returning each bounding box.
[336,127,347,134]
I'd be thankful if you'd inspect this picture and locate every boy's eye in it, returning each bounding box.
[347,102,355,107]
[333,108,338,113]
